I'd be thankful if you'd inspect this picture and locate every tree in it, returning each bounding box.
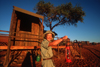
[34,1,85,31]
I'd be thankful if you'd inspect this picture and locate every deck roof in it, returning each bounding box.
[13,6,44,19]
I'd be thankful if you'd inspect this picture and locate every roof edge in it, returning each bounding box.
[13,6,44,19]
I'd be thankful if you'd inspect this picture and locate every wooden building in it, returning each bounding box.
[1,6,59,67]
[2,6,44,67]
[10,6,44,46]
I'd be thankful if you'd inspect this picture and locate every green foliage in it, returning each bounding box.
[34,1,85,31]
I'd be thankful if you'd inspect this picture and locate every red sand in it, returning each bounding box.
[0,44,100,67]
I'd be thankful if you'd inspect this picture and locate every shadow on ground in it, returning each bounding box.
[21,51,36,67]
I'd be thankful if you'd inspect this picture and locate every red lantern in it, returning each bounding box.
[65,45,72,63]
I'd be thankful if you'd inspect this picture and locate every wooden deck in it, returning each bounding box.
[0,46,66,50]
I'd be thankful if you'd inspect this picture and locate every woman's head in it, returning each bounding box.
[43,30,55,41]
[46,33,52,41]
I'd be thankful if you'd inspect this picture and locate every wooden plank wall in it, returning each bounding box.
[10,12,43,46]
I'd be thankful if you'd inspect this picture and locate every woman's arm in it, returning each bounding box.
[48,36,68,46]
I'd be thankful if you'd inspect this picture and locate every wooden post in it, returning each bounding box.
[58,44,60,59]
[3,33,12,67]
[3,10,15,67]
[16,19,21,46]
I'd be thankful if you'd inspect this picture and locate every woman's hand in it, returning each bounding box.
[62,36,68,40]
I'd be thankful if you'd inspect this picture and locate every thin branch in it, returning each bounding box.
[51,17,65,30]
[48,18,52,30]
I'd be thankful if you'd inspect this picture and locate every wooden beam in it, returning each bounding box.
[0,46,35,50]
[0,30,43,36]
[0,46,66,50]
[10,36,43,40]
[34,46,66,49]
[0,30,9,33]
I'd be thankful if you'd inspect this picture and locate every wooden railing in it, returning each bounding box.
[0,30,83,67]
[0,46,66,50]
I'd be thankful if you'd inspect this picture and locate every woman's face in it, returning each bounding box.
[46,33,52,41]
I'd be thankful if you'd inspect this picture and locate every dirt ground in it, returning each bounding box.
[0,44,100,67]
[36,44,100,67]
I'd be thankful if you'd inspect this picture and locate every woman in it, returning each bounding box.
[41,30,68,67]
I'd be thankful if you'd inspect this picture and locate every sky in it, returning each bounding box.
[0,0,100,43]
